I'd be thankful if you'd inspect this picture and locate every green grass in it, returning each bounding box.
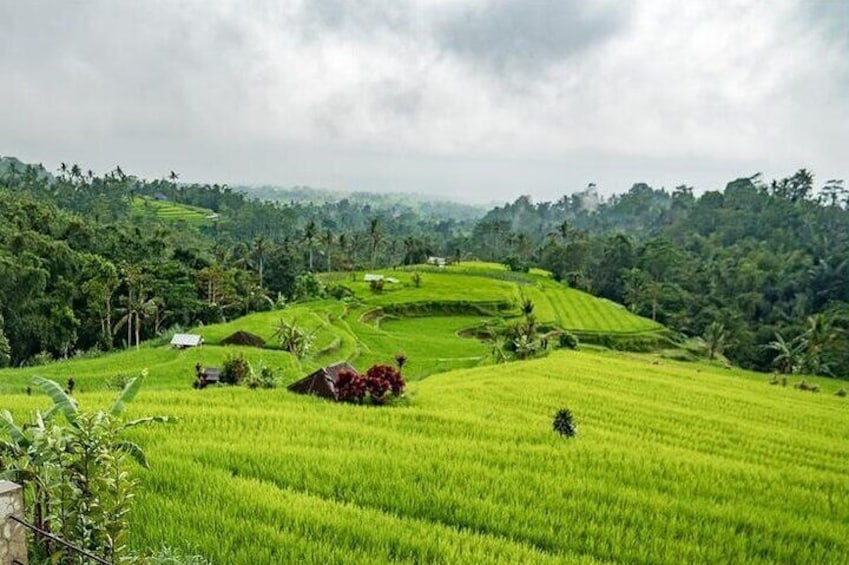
[3,351,848,563]
[326,263,662,334]
[3,266,844,563]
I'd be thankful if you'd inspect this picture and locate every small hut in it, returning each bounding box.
[220,331,266,348]
[171,333,203,349]
[287,361,357,400]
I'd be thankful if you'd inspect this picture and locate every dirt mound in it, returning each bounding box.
[220,331,266,348]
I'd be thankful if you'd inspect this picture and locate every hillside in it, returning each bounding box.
[0,263,662,393]
[3,350,847,563]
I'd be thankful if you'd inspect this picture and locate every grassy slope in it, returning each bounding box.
[2,265,845,563]
[131,196,216,225]
[327,262,663,334]
[3,351,848,563]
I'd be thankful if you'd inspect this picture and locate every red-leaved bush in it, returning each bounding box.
[335,364,405,404]
[335,369,367,403]
[366,364,405,402]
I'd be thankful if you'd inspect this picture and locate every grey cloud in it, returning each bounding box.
[433,1,630,75]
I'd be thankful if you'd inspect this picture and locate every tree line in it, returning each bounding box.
[1,157,846,377]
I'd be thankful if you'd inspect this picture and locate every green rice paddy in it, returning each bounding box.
[1,265,847,564]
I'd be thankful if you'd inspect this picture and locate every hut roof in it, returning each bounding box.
[171,333,203,347]
[220,331,266,348]
[287,361,357,400]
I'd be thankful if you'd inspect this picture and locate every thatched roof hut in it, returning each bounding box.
[220,331,266,348]
[287,362,357,400]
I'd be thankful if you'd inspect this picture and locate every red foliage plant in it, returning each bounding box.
[335,369,367,403]
[335,364,406,404]
[365,364,405,404]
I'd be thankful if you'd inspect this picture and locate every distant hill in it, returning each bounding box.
[235,184,487,221]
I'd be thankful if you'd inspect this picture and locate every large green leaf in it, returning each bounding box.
[0,410,29,448]
[110,369,147,416]
[113,440,149,468]
[119,415,174,430]
[31,376,78,425]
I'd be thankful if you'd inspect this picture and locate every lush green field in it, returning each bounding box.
[327,262,663,334]
[131,196,217,225]
[3,351,848,563]
[2,266,846,563]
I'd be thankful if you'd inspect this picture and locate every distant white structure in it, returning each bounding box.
[364,274,400,283]
[427,256,447,267]
[171,333,204,348]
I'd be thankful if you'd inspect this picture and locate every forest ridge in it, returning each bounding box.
[0,157,846,377]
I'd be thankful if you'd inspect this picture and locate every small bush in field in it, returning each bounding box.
[369,278,385,293]
[221,354,251,385]
[336,369,367,403]
[364,364,405,403]
[105,372,134,391]
[835,388,847,397]
[558,331,579,350]
[411,272,422,288]
[794,379,820,393]
[336,365,406,404]
[553,408,577,438]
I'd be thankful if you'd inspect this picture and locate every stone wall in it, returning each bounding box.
[0,481,26,565]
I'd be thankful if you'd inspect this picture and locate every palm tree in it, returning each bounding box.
[799,314,837,375]
[703,322,729,361]
[368,218,382,268]
[251,236,269,289]
[320,229,335,272]
[767,332,802,374]
[302,220,317,271]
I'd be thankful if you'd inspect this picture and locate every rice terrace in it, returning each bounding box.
[2,262,848,563]
[3,2,849,563]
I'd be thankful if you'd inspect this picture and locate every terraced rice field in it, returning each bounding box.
[3,351,847,563]
[131,196,217,225]
[331,262,662,334]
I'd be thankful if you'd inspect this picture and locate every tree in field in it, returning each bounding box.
[799,314,837,375]
[703,321,729,360]
[113,264,155,349]
[767,332,802,374]
[273,317,315,358]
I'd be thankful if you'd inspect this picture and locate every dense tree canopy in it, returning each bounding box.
[0,157,846,377]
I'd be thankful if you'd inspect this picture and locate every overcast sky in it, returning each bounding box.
[2,1,847,203]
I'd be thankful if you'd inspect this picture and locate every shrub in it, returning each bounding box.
[257,363,280,389]
[552,408,577,438]
[369,278,385,293]
[794,379,820,393]
[292,272,326,301]
[105,372,134,391]
[336,365,406,404]
[273,317,316,358]
[411,271,422,288]
[221,354,251,385]
[27,350,54,366]
[835,388,847,397]
[336,369,367,403]
[0,372,169,563]
[395,353,408,371]
[558,331,579,350]
[365,364,406,403]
